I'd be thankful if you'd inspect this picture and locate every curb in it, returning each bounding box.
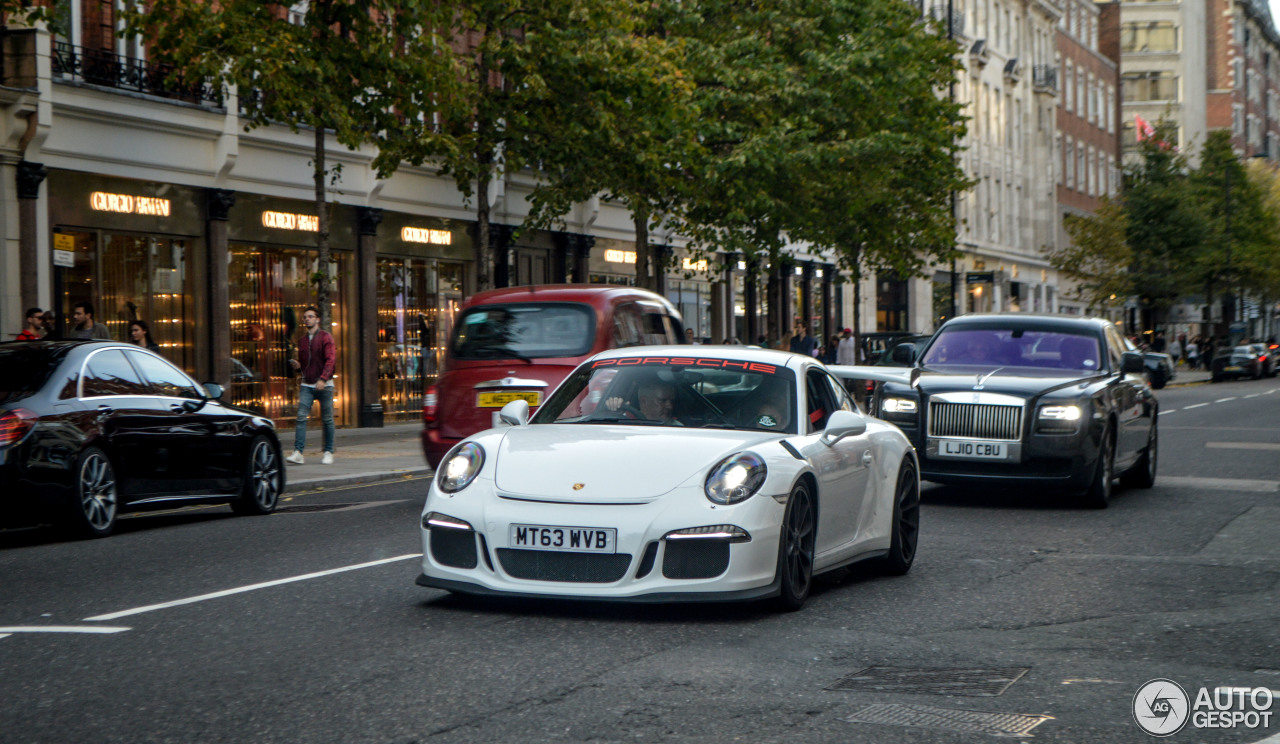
[285,467,432,494]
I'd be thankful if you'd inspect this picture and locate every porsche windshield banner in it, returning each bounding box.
[591,357,782,375]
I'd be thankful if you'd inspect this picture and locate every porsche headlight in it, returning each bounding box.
[881,397,918,415]
[705,452,767,505]
[1039,405,1081,421]
[437,442,485,493]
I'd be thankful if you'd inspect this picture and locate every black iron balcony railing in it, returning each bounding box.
[1033,64,1058,93]
[51,41,223,107]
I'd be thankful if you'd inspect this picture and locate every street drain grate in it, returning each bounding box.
[845,703,1052,737]
[275,503,360,514]
[827,666,1031,696]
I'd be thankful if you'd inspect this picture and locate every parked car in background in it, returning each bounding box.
[0,341,283,538]
[1123,338,1175,390]
[1211,346,1264,382]
[832,314,1158,508]
[422,285,685,468]
[1248,343,1277,378]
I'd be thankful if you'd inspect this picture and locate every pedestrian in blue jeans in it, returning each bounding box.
[286,306,337,465]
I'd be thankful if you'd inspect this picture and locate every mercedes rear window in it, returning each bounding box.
[0,346,62,404]
[451,303,596,360]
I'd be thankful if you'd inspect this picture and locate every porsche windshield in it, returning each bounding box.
[921,328,1106,373]
[532,356,798,433]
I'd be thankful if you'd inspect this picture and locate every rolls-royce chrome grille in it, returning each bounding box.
[928,402,1023,441]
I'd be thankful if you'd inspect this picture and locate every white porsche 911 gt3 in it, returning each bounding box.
[416,346,919,610]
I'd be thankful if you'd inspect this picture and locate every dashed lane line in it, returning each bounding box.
[0,626,131,634]
[1216,397,1239,403]
[83,554,423,622]
[1158,476,1280,493]
[1206,442,1280,451]
[1184,403,1210,409]
[1158,410,1175,416]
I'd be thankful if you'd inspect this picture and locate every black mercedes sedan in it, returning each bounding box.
[834,314,1157,508]
[0,341,283,537]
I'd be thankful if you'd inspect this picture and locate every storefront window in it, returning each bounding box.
[376,257,468,422]
[877,273,910,332]
[55,230,195,373]
[228,244,351,424]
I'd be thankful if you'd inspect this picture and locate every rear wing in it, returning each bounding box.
[828,365,920,388]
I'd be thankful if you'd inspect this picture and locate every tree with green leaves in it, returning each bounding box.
[1053,198,1132,311]
[670,0,968,341]
[1188,130,1272,331]
[374,0,672,292]
[1052,120,1204,325]
[124,0,448,324]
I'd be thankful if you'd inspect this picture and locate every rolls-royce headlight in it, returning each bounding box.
[705,452,767,505]
[881,398,918,414]
[437,442,485,493]
[1039,405,1082,421]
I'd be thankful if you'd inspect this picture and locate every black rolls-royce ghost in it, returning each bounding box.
[0,341,284,537]
[834,315,1158,508]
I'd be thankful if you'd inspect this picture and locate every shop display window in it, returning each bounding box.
[228,244,351,424]
[54,230,195,374]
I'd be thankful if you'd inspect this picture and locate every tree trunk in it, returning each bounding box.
[476,153,492,292]
[852,246,863,365]
[313,114,331,327]
[634,206,651,290]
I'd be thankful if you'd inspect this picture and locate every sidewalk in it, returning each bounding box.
[283,422,432,494]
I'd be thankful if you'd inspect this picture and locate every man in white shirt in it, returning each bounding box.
[836,328,858,365]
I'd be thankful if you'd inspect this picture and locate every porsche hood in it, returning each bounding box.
[492,425,780,503]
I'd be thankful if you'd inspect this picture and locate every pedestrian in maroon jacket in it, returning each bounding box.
[286,306,336,465]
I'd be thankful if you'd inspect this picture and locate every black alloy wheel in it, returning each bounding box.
[68,447,118,538]
[232,437,281,516]
[879,459,920,576]
[774,482,816,612]
[1081,425,1115,509]
[1122,420,1158,489]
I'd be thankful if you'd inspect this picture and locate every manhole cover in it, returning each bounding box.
[827,666,1031,696]
[275,503,359,514]
[845,703,1052,737]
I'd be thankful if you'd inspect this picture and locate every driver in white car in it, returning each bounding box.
[605,380,682,425]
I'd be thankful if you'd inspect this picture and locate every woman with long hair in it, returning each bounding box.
[129,320,161,353]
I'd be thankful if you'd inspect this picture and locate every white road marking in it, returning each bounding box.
[1249,733,1280,744]
[1206,442,1280,451]
[83,554,423,622]
[1216,397,1238,403]
[1158,410,1175,416]
[1266,389,1277,395]
[1158,476,1280,493]
[0,634,10,640]
[0,625,130,634]
[1245,394,1261,399]
[1184,403,1210,409]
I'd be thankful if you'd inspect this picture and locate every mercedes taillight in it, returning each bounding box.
[0,408,36,447]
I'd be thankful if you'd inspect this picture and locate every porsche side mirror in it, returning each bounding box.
[202,382,224,400]
[823,409,867,445]
[891,342,917,365]
[499,399,530,427]
[1121,352,1145,375]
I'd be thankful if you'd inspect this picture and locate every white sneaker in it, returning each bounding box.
[321,452,334,465]
[286,450,305,465]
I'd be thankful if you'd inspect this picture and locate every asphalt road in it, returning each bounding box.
[2,377,1278,744]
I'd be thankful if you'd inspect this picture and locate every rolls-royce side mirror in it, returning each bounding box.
[891,342,917,365]
[499,399,530,426]
[1121,351,1145,375]
[823,409,868,445]
[202,382,224,399]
